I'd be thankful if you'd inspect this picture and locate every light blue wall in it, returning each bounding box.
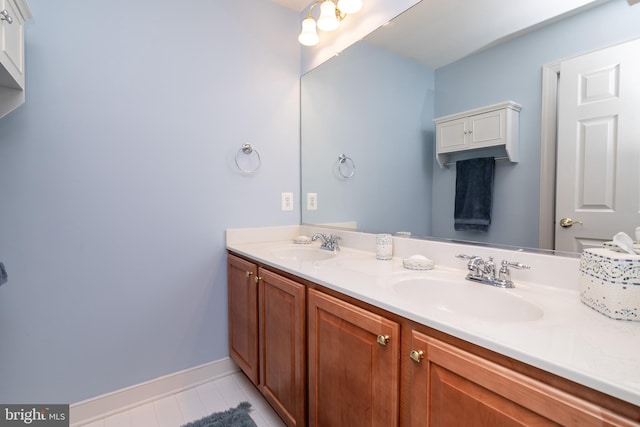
[302,41,434,235]
[432,0,640,248]
[0,0,300,403]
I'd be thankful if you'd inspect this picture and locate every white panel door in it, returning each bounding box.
[555,38,640,252]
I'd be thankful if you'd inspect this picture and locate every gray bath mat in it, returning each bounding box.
[181,401,256,427]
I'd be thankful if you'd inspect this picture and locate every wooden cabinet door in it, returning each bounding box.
[228,254,259,385]
[407,331,636,427]
[308,289,400,427]
[258,268,306,427]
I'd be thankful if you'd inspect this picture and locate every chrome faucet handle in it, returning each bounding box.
[456,254,484,273]
[456,254,478,265]
[498,260,531,285]
[501,260,530,270]
[328,234,341,251]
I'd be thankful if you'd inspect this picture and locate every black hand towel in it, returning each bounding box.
[454,157,495,232]
[0,262,7,286]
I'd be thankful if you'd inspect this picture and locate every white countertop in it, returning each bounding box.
[226,226,640,407]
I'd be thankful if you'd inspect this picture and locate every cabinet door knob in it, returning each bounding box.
[409,350,424,364]
[376,335,390,347]
[0,10,12,24]
[245,271,254,277]
[255,276,261,283]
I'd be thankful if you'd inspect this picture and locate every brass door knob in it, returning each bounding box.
[560,217,583,228]
[409,350,424,364]
[245,271,254,277]
[376,335,390,347]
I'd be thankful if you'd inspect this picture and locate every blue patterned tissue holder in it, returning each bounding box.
[579,248,640,321]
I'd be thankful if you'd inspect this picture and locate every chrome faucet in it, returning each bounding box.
[456,254,530,288]
[312,233,341,252]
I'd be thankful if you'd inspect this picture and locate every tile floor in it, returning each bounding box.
[81,372,286,427]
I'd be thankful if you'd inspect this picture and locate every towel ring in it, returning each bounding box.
[235,143,261,173]
[338,154,355,179]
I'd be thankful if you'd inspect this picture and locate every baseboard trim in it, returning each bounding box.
[70,357,240,426]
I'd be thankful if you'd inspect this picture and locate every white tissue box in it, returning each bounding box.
[579,248,640,321]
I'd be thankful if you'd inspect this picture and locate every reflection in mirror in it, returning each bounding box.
[301,40,434,236]
[301,0,640,253]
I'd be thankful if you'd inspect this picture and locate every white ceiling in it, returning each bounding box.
[365,0,610,69]
[270,0,308,12]
[269,0,611,69]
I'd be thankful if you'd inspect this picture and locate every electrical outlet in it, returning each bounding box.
[281,192,294,211]
[307,193,318,211]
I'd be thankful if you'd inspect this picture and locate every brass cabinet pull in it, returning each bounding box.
[559,217,583,228]
[255,276,261,283]
[245,271,254,277]
[409,350,425,364]
[376,335,390,347]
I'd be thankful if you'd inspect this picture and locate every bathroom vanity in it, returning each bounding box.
[227,226,640,427]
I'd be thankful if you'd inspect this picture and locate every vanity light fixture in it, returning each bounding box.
[298,0,363,46]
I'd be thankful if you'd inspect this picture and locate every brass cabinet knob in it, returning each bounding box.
[559,217,583,228]
[255,276,261,283]
[376,335,390,347]
[245,271,254,277]
[409,350,425,364]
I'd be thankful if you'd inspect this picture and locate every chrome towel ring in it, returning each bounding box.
[338,154,355,179]
[235,143,261,173]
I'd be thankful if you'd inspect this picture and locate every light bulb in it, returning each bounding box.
[317,0,339,32]
[337,0,362,14]
[298,17,319,46]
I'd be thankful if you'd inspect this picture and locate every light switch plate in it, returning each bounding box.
[307,193,318,211]
[282,192,294,211]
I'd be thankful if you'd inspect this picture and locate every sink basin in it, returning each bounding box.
[392,276,543,322]
[270,246,336,262]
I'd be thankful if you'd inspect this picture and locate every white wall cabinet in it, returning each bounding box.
[0,0,31,119]
[434,101,521,168]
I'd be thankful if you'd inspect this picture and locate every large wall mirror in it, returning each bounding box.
[301,0,640,254]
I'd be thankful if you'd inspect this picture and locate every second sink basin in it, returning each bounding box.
[270,245,336,262]
[392,275,543,322]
